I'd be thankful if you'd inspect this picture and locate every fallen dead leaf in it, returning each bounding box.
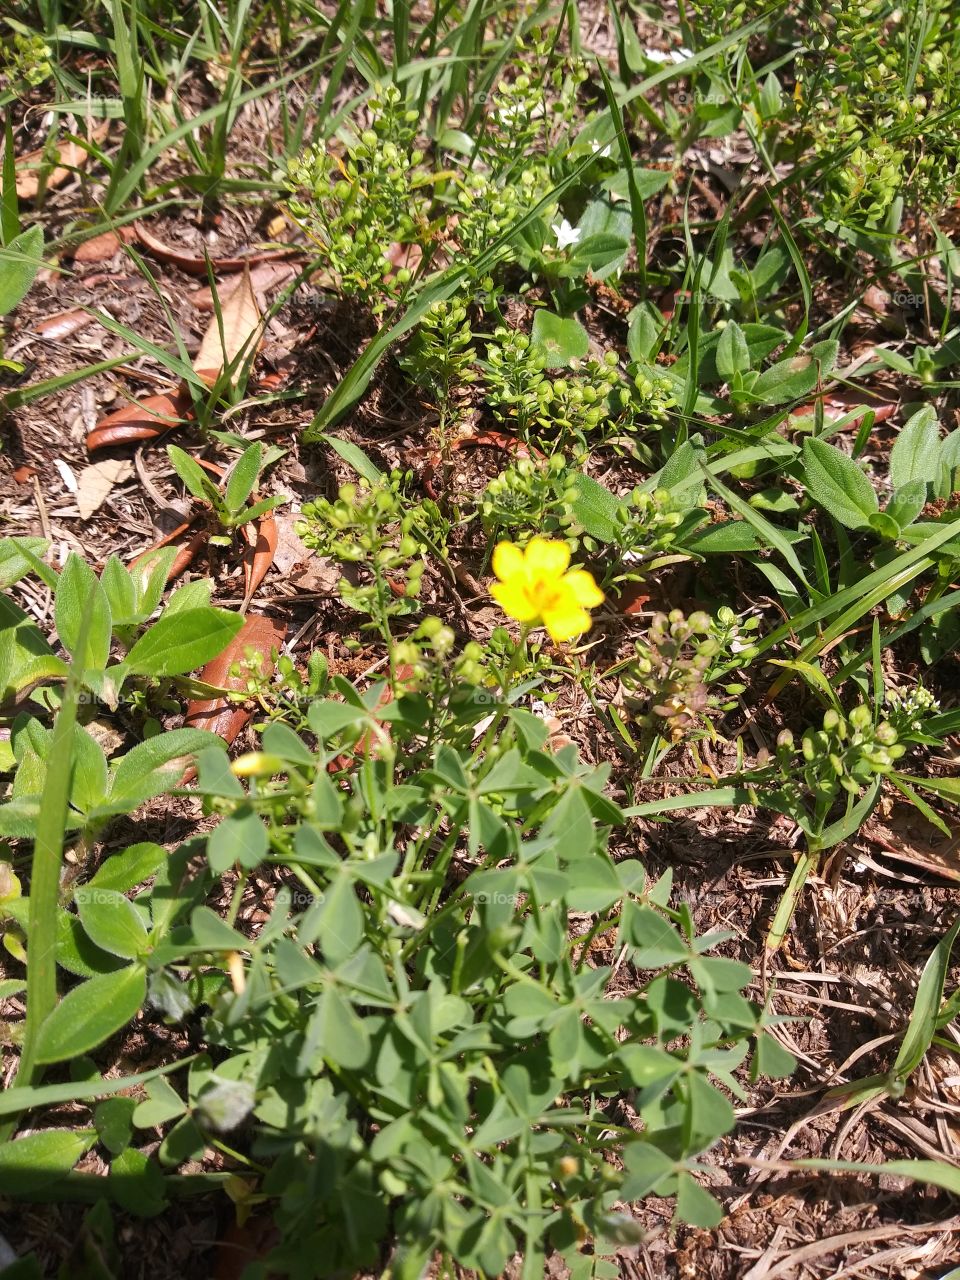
[184,614,286,751]
[190,261,297,312]
[15,126,108,201]
[53,458,78,494]
[193,267,262,387]
[11,465,37,484]
[241,512,278,608]
[73,228,131,264]
[271,513,341,592]
[34,308,96,341]
[134,221,301,276]
[75,458,133,520]
[86,388,193,452]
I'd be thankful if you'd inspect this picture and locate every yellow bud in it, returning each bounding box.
[230,752,285,778]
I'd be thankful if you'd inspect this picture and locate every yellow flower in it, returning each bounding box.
[491,538,604,642]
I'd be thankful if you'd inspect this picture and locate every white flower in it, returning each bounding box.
[551,218,581,251]
[498,102,525,126]
[645,45,694,65]
[590,139,613,157]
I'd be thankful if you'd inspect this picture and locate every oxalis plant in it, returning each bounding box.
[0,532,792,1279]
[187,539,793,1278]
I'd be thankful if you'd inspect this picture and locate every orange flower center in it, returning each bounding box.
[528,576,565,615]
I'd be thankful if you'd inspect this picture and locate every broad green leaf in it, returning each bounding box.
[124,607,243,676]
[300,870,364,964]
[300,988,371,1071]
[0,1128,95,1194]
[620,1141,675,1198]
[886,479,927,531]
[868,511,901,540]
[132,1075,187,1128]
[0,223,44,316]
[128,547,178,620]
[563,855,623,913]
[88,841,167,892]
[109,1146,168,1216]
[100,555,138,625]
[68,725,110,814]
[110,729,221,808]
[890,406,940,489]
[801,437,878,529]
[74,887,149,960]
[686,521,759,553]
[715,321,750,379]
[35,965,147,1063]
[568,472,624,542]
[573,197,632,279]
[95,1096,137,1154]
[167,445,221,506]
[0,537,49,589]
[188,905,248,950]
[686,1068,735,1147]
[224,442,262,514]
[622,904,689,967]
[675,1172,723,1227]
[54,553,112,670]
[530,311,589,367]
[618,1044,680,1105]
[752,340,838,405]
[207,804,268,872]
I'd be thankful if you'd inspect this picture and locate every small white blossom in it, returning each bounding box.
[551,218,581,251]
[645,46,694,65]
[590,139,613,157]
[498,102,525,126]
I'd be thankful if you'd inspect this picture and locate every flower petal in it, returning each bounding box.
[524,537,570,580]
[543,604,592,642]
[492,541,525,583]
[563,569,604,609]
[491,580,539,623]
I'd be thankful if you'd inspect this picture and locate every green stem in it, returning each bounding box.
[3,654,88,1138]
[476,624,530,759]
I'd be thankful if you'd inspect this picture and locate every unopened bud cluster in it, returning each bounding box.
[774,704,905,799]
[298,475,442,627]
[287,84,426,312]
[625,608,756,742]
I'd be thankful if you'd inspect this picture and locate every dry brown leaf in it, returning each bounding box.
[73,229,130,264]
[189,261,297,312]
[34,308,96,340]
[271,514,340,593]
[75,458,133,520]
[134,221,301,275]
[193,267,262,387]
[15,126,108,201]
[86,388,193,452]
[184,614,286,749]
